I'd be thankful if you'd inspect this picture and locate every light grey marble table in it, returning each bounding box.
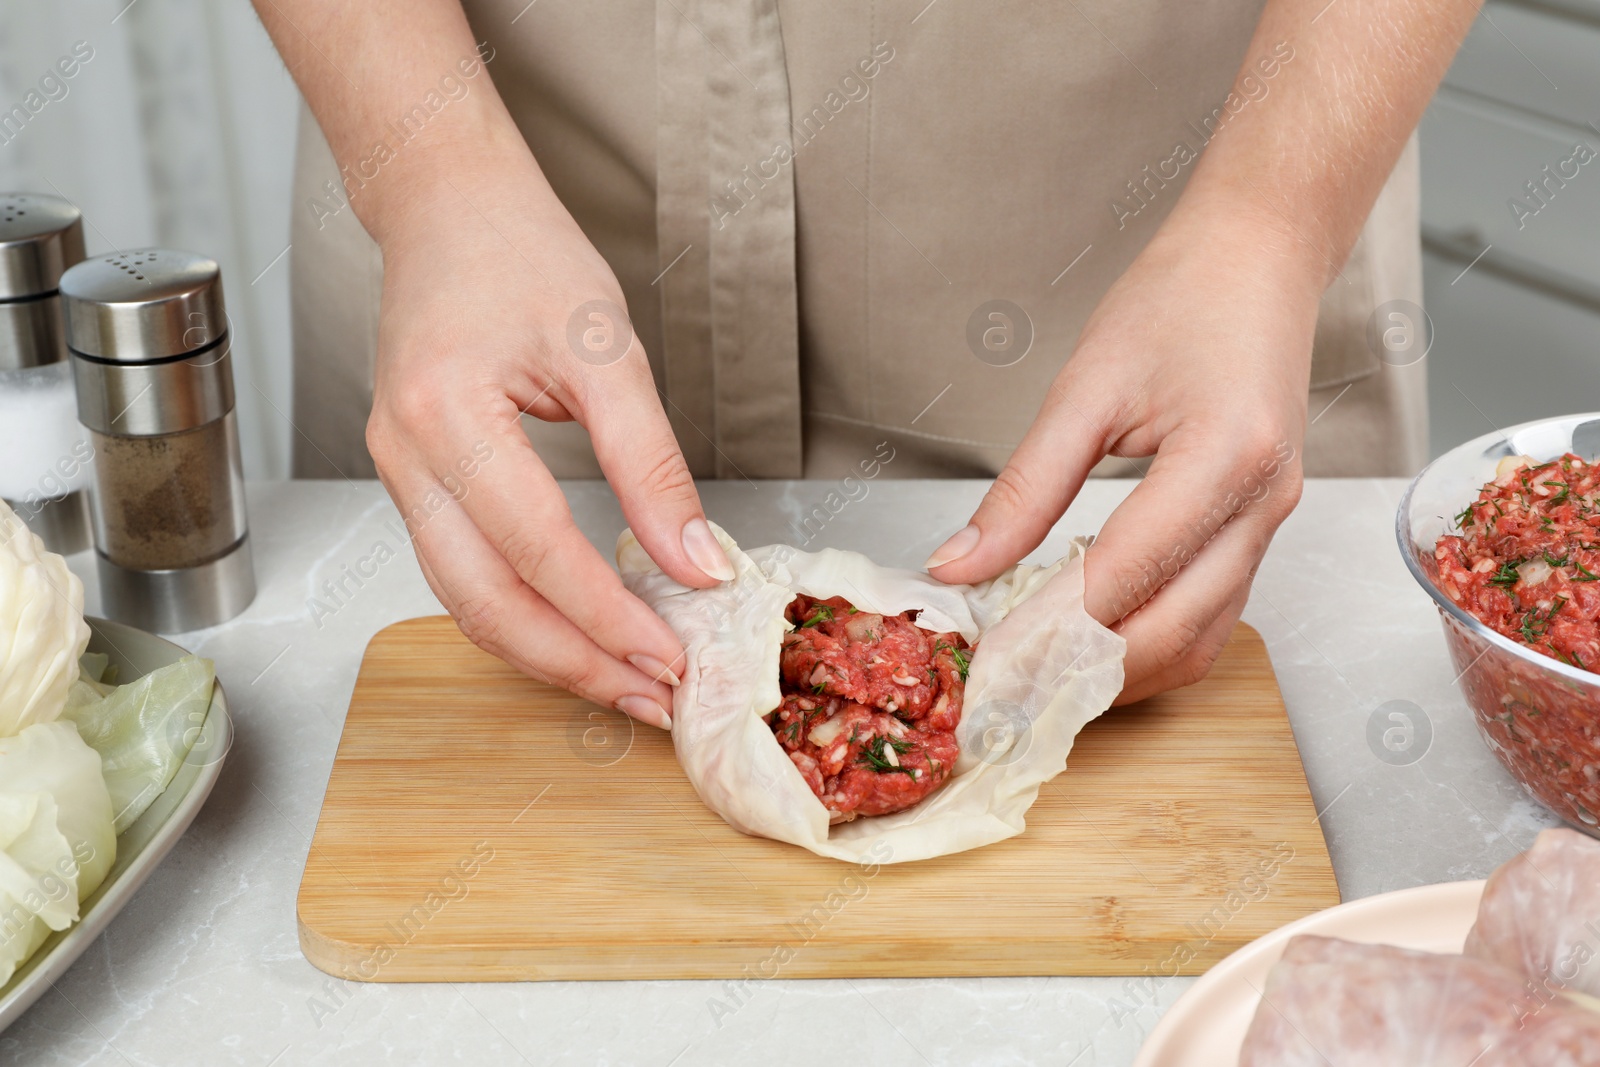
[2,479,1561,1067]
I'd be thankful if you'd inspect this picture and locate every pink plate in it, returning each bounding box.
[1132,880,1486,1067]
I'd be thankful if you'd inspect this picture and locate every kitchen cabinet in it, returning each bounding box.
[1420,0,1600,456]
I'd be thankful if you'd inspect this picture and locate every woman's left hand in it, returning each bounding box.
[927,198,1325,704]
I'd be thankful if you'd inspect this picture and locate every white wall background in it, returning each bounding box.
[1,0,1592,479]
[0,0,299,478]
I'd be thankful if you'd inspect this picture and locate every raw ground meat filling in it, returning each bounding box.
[1435,453,1600,671]
[765,594,972,822]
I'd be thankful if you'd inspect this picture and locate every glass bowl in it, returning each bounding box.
[1397,412,1600,834]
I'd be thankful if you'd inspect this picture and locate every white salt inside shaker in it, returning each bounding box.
[0,192,91,552]
[0,361,94,501]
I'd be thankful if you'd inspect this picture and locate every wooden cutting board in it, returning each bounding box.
[298,616,1338,982]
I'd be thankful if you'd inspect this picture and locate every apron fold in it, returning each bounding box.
[657,0,804,479]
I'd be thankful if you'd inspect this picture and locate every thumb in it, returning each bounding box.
[925,395,1106,585]
[585,380,733,589]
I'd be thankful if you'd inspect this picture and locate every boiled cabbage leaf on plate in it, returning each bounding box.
[0,654,215,987]
[62,655,215,834]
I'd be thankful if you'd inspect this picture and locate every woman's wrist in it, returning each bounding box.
[345,106,552,252]
[1153,174,1334,307]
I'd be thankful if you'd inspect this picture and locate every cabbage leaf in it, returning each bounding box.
[60,656,214,834]
[0,721,115,986]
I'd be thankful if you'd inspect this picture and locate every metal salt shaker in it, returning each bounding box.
[0,192,92,552]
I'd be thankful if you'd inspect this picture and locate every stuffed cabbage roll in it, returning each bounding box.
[1465,827,1600,1001]
[619,525,1124,864]
[1239,935,1600,1066]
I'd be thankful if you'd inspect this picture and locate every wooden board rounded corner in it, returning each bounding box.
[296,908,369,983]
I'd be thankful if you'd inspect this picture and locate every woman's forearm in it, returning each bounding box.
[1171,0,1480,289]
[250,0,564,248]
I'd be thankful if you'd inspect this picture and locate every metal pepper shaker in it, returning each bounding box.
[0,193,93,553]
[61,248,256,632]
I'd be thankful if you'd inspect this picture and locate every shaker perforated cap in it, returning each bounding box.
[0,193,86,300]
[60,249,228,361]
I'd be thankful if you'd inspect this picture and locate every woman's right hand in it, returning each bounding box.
[363,138,731,730]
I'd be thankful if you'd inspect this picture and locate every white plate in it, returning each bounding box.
[1132,880,1487,1067]
[0,617,232,1033]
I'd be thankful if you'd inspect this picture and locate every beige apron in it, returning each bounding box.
[288,0,1427,481]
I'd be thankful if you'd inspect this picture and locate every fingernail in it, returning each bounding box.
[682,517,736,582]
[926,524,980,569]
[616,694,671,731]
[628,652,682,687]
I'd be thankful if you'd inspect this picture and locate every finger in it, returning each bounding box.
[578,345,733,589]
[926,381,1113,584]
[1113,582,1249,706]
[501,366,579,424]
[1110,502,1274,685]
[411,394,692,687]
[1077,429,1299,627]
[1108,510,1269,701]
[401,476,676,727]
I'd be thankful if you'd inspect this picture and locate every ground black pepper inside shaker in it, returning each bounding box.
[62,249,255,631]
[90,422,243,569]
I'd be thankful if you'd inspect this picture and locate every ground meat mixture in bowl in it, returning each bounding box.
[1400,417,1600,836]
[765,594,972,822]
[1435,453,1600,672]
